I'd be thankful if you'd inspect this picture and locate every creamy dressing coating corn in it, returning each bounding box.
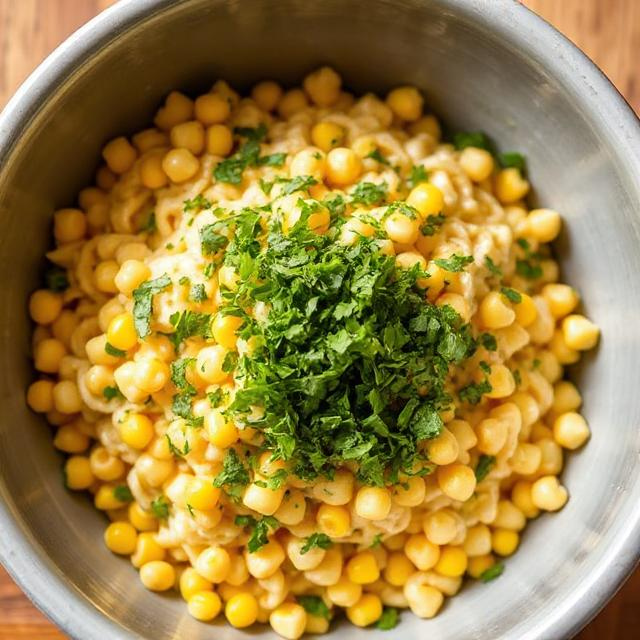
[27,67,599,637]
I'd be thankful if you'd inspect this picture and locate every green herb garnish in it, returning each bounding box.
[350,181,388,206]
[104,342,126,358]
[132,274,172,338]
[297,595,331,620]
[300,533,333,555]
[150,495,170,519]
[484,256,503,277]
[376,607,399,630]
[234,515,279,552]
[480,562,505,582]
[434,254,474,272]
[475,454,496,482]
[501,287,522,304]
[453,131,492,151]
[45,266,69,292]
[113,485,133,503]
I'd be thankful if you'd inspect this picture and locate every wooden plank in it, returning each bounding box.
[0,1,637,638]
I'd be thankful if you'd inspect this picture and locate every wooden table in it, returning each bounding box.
[0,1,638,638]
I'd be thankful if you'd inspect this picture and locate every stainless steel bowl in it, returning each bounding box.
[1,1,639,638]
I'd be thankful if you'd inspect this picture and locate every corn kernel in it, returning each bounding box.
[562,314,599,351]
[104,521,138,555]
[139,560,175,591]
[188,590,222,621]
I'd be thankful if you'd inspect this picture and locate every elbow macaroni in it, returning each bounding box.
[26,67,598,637]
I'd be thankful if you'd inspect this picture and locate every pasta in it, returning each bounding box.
[27,67,599,637]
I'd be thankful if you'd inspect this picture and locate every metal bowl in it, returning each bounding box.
[1,1,639,638]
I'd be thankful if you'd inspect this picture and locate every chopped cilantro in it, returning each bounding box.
[484,256,503,276]
[257,152,286,167]
[501,287,522,304]
[323,193,346,217]
[113,485,133,503]
[407,165,428,188]
[516,238,543,280]
[350,181,388,206]
[434,254,474,272]
[297,595,330,620]
[45,266,69,292]
[300,533,333,555]
[184,194,212,212]
[370,533,384,548]
[480,562,505,582]
[207,388,227,408]
[278,175,318,196]
[376,607,399,630]
[475,454,496,482]
[189,283,208,302]
[213,449,250,497]
[132,274,171,338]
[150,495,170,519]
[200,223,228,255]
[165,433,190,458]
[254,468,288,490]
[420,214,445,236]
[140,211,156,233]
[186,503,195,517]
[513,369,522,386]
[168,310,211,348]
[102,385,123,401]
[234,514,279,552]
[498,152,526,172]
[480,333,497,352]
[453,131,492,151]
[365,149,390,165]
[459,378,492,405]
[104,342,126,358]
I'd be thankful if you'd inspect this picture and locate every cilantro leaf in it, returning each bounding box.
[408,165,428,188]
[484,256,503,276]
[279,175,318,196]
[254,468,288,490]
[200,223,228,255]
[257,152,286,167]
[234,515,279,552]
[365,149,389,165]
[300,533,333,554]
[102,385,123,401]
[207,388,227,408]
[459,379,492,405]
[132,274,171,338]
[45,266,69,292]
[376,607,399,630]
[166,433,190,458]
[150,495,170,519]
[453,131,492,151]
[350,182,388,206]
[434,254,474,272]
[169,310,211,347]
[214,449,250,493]
[420,214,445,236]
[480,562,505,582]
[501,287,522,304]
[370,533,384,548]
[140,211,156,233]
[104,342,126,358]
[297,595,330,620]
[113,485,133,503]
[190,283,208,302]
[475,454,496,482]
[171,357,196,394]
[480,333,497,351]
[184,194,212,212]
[498,152,526,172]
[516,259,543,280]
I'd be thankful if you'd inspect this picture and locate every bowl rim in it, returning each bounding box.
[1,0,639,638]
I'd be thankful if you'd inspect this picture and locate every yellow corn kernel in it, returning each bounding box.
[404,580,444,618]
[562,314,599,351]
[27,379,55,413]
[384,212,419,244]
[243,481,285,516]
[188,590,222,622]
[480,291,516,329]
[311,469,354,505]
[448,419,477,452]
[494,167,529,204]
[553,412,589,450]
[115,260,151,296]
[134,358,169,394]
[423,509,460,545]
[252,80,283,111]
[119,414,155,450]
[128,501,157,531]
[186,477,221,511]
[406,183,444,217]
[179,567,213,600]
[485,364,516,399]
[542,284,579,319]
[392,476,426,507]
[552,380,582,414]
[404,533,440,571]
[384,552,415,586]
[104,521,138,555]
[139,151,168,189]
[205,409,238,448]
[467,554,496,579]
[84,364,115,397]
[274,489,306,526]
[463,524,492,557]
[346,550,379,585]
[53,424,89,453]
[162,148,200,182]
[270,602,308,640]
[510,442,542,476]
[52,380,83,414]
[51,310,78,347]
[526,208,562,243]
[346,593,383,627]
[132,128,168,153]
[436,463,476,501]
[434,545,467,577]
[327,575,362,607]
[170,120,205,155]
[225,592,259,628]
[326,147,362,186]
[94,484,129,510]
[354,486,392,521]
[511,480,540,519]
[476,418,508,455]
[278,89,309,119]
[305,614,330,635]
[317,504,351,538]
[107,313,137,351]
[131,532,165,568]
[493,500,526,531]
[409,114,441,139]
[196,345,229,384]
[34,338,67,373]
[427,427,460,465]
[536,437,564,475]
[193,92,230,125]
[286,536,326,572]
[196,546,231,583]
[245,540,285,579]
[64,456,95,490]
[459,147,494,182]
[206,124,234,156]
[140,560,175,591]
[311,121,346,152]
[550,329,580,365]
[29,289,63,325]
[386,86,423,121]
[96,165,117,190]
[491,529,520,556]
[212,313,243,350]
[94,260,119,294]
[514,292,537,327]
[304,67,342,107]
[154,91,194,130]
[531,475,568,511]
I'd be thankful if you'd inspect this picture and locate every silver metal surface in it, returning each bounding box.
[0,1,639,638]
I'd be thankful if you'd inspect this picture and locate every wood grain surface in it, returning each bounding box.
[0,1,638,638]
